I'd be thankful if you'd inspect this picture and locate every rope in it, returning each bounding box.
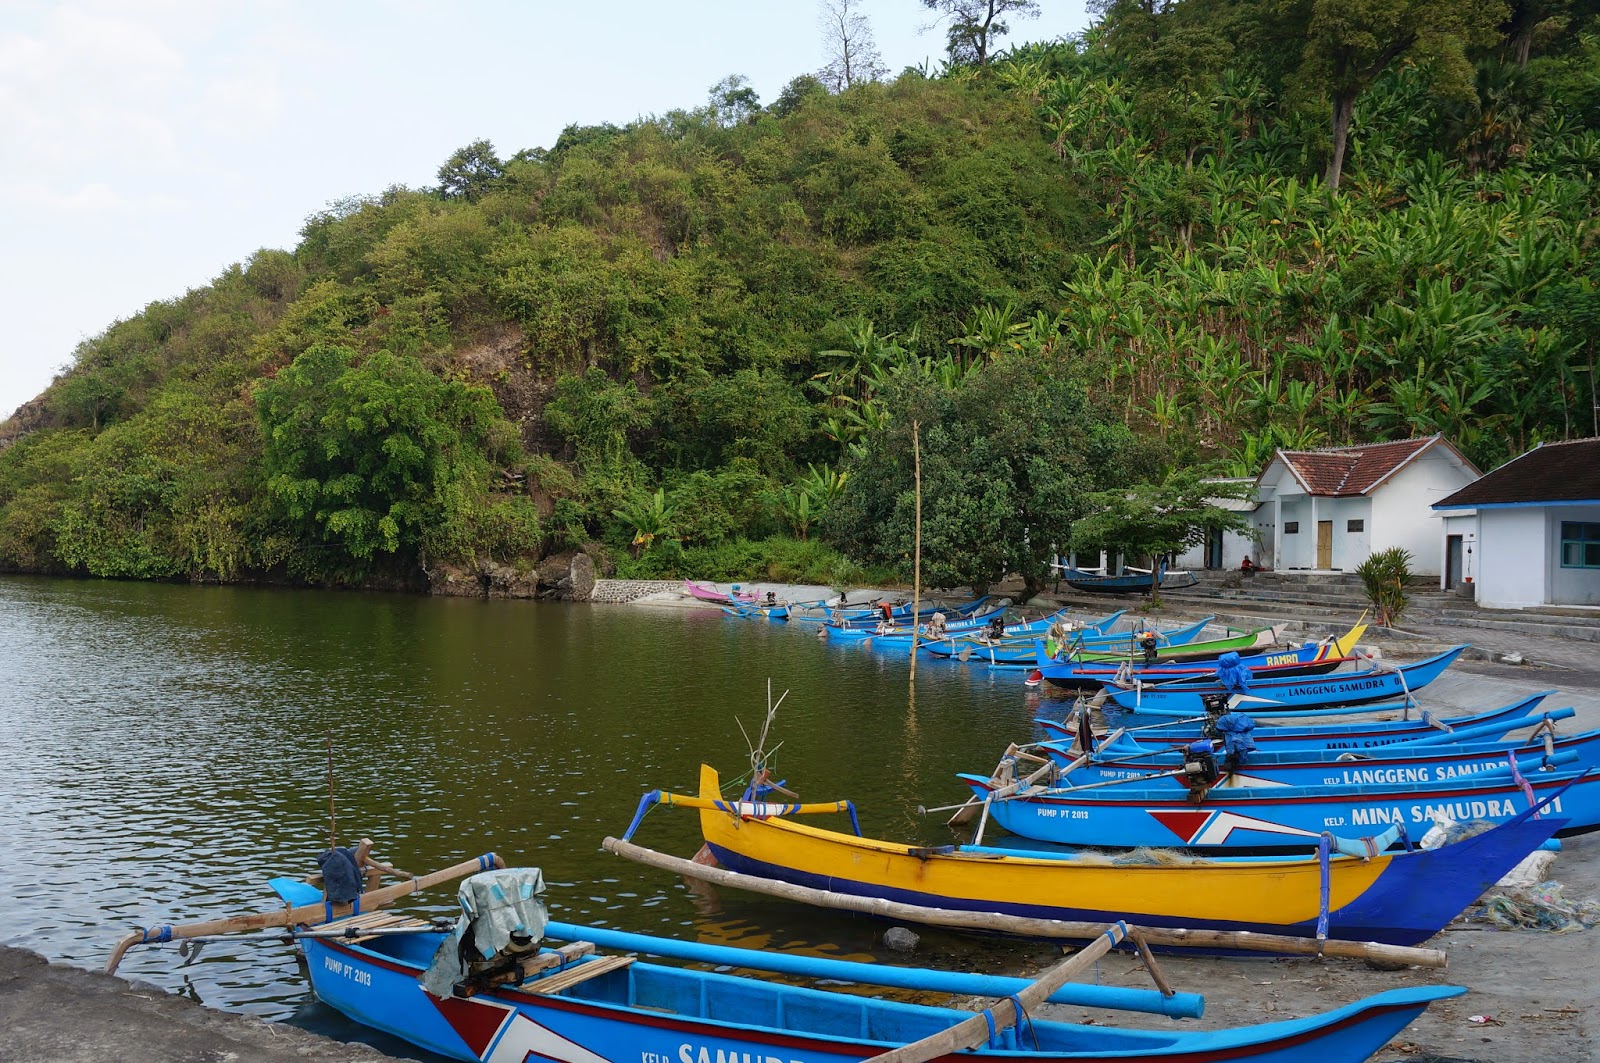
[1507,753,1540,817]
[1316,833,1332,945]
[983,1008,998,1047]
[1009,993,1039,1049]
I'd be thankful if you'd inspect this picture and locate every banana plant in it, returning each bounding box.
[613,488,675,557]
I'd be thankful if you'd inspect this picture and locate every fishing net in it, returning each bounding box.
[1470,881,1600,933]
[1419,818,1498,848]
[1109,846,1199,866]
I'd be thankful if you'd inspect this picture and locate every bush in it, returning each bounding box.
[1355,547,1414,627]
[612,535,875,585]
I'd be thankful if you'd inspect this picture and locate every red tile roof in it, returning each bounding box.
[1435,437,1600,508]
[1270,436,1472,497]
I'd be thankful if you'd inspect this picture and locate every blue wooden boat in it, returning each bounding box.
[720,599,791,620]
[1049,712,1595,791]
[268,873,1463,1062]
[1101,646,1469,712]
[821,605,1012,641]
[1038,634,1360,692]
[823,593,997,626]
[1056,560,1196,592]
[1036,691,1556,750]
[960,755,1598,850]
[921,616,1228,665]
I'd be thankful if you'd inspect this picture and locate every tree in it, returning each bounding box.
[707,75,761,127]
[1069,471,1255,600]
[825,355,1136,597]
[1279,0,1507,190]
[922,0,1041,66]
[818,0,887,90]
[436,139,504,202]
[255,343,512,571]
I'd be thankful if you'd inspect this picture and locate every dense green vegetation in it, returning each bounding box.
[1,3,1596,590]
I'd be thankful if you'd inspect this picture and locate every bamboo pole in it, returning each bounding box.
[600,837,1446,968]
[910,419,921,684]
[106,851,503,974]
[867,924,1129,1062]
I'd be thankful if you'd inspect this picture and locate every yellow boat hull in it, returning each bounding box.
[693,766,1386,930]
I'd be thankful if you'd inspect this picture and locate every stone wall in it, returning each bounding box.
[589,579,682,604]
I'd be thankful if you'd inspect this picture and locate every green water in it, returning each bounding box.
[0,575,1070,1046]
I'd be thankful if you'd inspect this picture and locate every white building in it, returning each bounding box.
[1252,436,1480,576]
[1173,479,1260,572]
[1431,437,1600,609]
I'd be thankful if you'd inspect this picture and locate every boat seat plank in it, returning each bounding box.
[318,911,431,942]
[524,954,635,995]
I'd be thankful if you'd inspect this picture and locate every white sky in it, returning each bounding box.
[0,0,1089,421]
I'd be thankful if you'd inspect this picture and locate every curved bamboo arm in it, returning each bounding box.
[106,851,503,974]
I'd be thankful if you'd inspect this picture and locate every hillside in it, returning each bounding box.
[1,21,1596,592]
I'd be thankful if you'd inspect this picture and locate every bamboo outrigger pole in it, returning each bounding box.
[909,419,921,684]
[600,836,1447,969]
[106,850,504,974]
[869,923,1130,1062]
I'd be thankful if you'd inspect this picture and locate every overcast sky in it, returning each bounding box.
[0,0,1089,420]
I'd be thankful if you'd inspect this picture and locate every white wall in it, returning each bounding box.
[1477,508,1550,608]
[1368,450,1478,576]
[1327,497,1372,571]
[1550,504,1600,606]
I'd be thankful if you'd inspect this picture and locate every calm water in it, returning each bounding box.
[0,575,1070,1051]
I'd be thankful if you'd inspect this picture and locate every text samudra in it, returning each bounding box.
[1336,760,1511,786]
[1349,795,1563,827]
[673,1048,808,1063]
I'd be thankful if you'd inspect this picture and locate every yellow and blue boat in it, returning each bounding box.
[624,765,1564,949]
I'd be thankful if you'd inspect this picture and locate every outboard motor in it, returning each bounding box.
[1139,632,1159,665]
[1200,692,1231,740]
[422,868,549,998]
[1180,739,1220,800]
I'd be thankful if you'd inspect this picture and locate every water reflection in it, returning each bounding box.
[0,575,1057,1044]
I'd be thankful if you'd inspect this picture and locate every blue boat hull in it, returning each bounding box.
[964,764,1598,850]
[1055,729,1600,790]
[1040,639,1347,691]
[1035,692,1553,750]
[1102,646,1467,712]
[301,927,1460,1061]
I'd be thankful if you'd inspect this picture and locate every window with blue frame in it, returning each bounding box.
[1561,522,1600,569]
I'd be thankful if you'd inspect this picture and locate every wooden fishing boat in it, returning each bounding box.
[959,751,1598,850]
[293,910,1456,1062]
[1101,646,1467,712]
[849,606,1103,644]
[1048,712,1596,791]
[1058,563,1171,594]
[1036,625,1364,692]
[682,579,756,604]
[616,766,1562,951]
[920,616,1230,665]
[1054,561,1198,593]
[821,605,1011,641]
[1036,691,1557,750]
[721,596,792,620]
[823,593,997,625]
[934,624,1280,665]
[112,852,1465,1063]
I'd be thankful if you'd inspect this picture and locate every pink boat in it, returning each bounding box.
[682,579,757,604]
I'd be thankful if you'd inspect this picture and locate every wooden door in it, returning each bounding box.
[1316,520,1333,569]
[1446,535,1463,589]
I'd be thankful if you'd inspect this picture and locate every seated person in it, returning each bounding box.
[1240,555,1260,574]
